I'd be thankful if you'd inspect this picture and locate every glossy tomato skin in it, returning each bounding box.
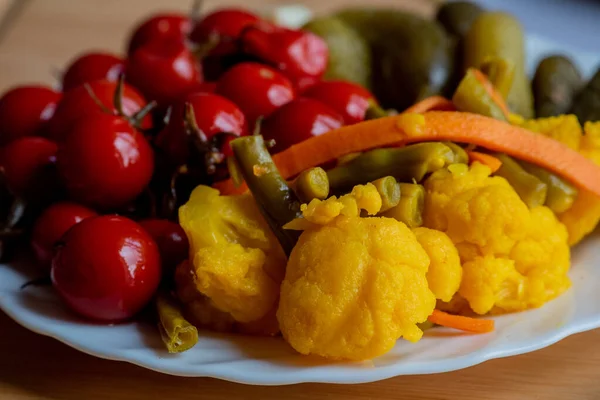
[139,219,188,276]
[262,98,344,153]
[156,92,247,165]
[47,80,152,142]
[0,86,61,146]
[51,215,161,322]
[190,8,260,57]
[241,23,328,91]
[303,80,375,125]
[216,62,295,127]
[127,13,191,57]
[57,113,154,209]
[0,137,58,196]
[127,37,203,107]
[62,52,125,92]
[31,202,97,269]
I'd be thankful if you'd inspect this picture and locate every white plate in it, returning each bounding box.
[2,25,600,386]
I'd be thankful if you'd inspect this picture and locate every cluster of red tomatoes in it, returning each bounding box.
[0,7,374,323]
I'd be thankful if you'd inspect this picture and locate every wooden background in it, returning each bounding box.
[1,1,599,399]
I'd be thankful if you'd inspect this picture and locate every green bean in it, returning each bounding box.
[327,142,456,192]
[444,142,469,164]
[452,68,508,121]
[519,161,578,213]
[293,167,330,203]
[381,183,425,228]
[156,292,198,354]
[231,135,302,255]
[364,99,389,120]
[371,176,401,212]
[494,154,548,208]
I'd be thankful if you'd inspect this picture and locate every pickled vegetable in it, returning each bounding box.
[371,176,401,212]
[231,135,301,255]
[303,16,371,88]
[444,142,469,164]
[157,292,198,353]
[570,68,600,123]
[337,9,454,110]
[519,160,578,213]
[381,183,425,228]
[436,1,484,39]
[463,12,534,118]
[533,55,583,118]
[479,57,515,99]
[326,142,457,192]
[452,68,508,120]
[292,167,330,203]
[494,153,548,208]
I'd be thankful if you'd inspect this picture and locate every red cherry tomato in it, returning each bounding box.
[47,80,153,142]
[57,113,154,209]
[0,86,61,146]
[156,92,247,165]
[261,98,344,153]
[31,202,97,269]
[127,37,203,107]
[51,215,161,322]
[139,219,188,276]
[241,23,328,91]
[303,80,375,125]
[0,137,57,196]
[216,62,295,127]
[127,13,191,57]
[190,8,260,57]
[62,52,125,92]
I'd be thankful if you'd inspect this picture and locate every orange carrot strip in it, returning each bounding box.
[428,309,495,334]
[214,112,600,199]
[403,96,456,114]
[471,68,510,119]
[467,151,503,173]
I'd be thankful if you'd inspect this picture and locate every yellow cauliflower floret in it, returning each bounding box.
[557,121,600,245]
[176,185,286,334]
[512,114,582,150]
[301,183,381,223]
[423,164,571,315]
[510,116,600,245]
[413,227,462,302]
[278,216,435,361]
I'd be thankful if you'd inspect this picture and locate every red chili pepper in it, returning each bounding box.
[241,22,329,91]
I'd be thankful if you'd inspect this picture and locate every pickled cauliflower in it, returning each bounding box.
[278,186,436,361]
[413,227,462,302]
[176,185,286,334]
[423,162,571,315]
[511,115,600,245]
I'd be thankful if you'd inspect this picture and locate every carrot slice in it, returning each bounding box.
[471,69,510,119]
[214,112,600,199]
[403,96,456,114]
[428,309,495,334]
[467,151,503,173]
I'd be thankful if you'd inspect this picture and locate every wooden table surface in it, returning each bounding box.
[1,1,599,399]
